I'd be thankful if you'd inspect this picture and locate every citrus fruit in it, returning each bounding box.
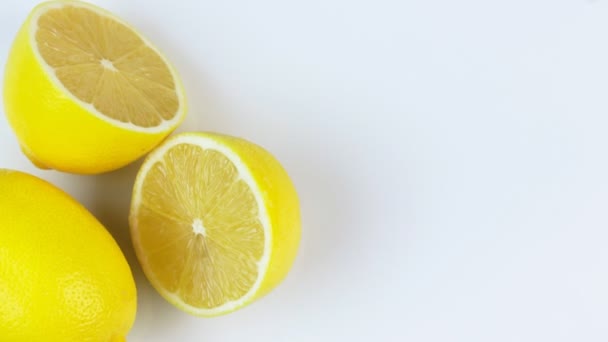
[129,132,301,316]
[3,0,187,174]
[0,169,136,341]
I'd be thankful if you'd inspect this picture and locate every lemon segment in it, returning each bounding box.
[130,132,301,316]
[3,0,186,174]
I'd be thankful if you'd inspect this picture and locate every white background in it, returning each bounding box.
[1,0,608,341]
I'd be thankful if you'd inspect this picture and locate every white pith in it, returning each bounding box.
[100,58,117,72]
[191,218,206,236]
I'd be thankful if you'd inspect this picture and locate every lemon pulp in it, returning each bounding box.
[137,144,265,308]
[35,3,179,127]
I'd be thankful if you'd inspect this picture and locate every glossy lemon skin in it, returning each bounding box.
[0,170,136,341]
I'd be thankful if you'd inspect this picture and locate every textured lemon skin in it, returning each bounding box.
[0,170,136,341]
[131,132,301,316]
[3,1,186,174]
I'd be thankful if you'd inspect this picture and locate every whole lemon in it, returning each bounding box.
[0,170,136,341]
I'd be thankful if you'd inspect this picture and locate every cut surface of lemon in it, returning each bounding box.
[3,0,186,173]
[129,132,301,316]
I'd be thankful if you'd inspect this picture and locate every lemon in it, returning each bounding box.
[129,132,301,316]
[3,0,186,174]
[0,170,136,341]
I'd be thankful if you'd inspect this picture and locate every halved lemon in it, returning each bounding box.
[129,132,301,316]
[3,0,186,174]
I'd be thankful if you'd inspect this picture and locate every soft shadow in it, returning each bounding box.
[86,161,140,270]
[83,160,184,335]
[278,140,355,293]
